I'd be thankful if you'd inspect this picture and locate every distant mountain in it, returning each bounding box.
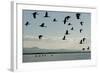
[23,47,80,53]
[32,47,40,49]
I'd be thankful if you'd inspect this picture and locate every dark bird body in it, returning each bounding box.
[32,12,38,19]
[44,11,49,17]
[68,23,72,26]
[83,38,86,42]
[40,23,47,27]
[25,21,29,26]
[62,36,66,40]
[63,16,70,24]
[63,18,67,24]
[80,21,84,26]
[76,13,80,19]
[66,16,71,20]
[87,46,90,50]
[65,30,69,35]
[71,27,74,30]
[53,18,57,22]
[80,40,83,44]
[80,29,83,33]
[82,48,85,51]
[38,35,43,40]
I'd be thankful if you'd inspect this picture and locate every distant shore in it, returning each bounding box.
[23,51,91,55]
[23,52,91,62]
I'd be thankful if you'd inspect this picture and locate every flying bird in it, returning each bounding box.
[87,46,90,50]
[25,21,29,26]
[65,30,69,35]
[63,18,67,24]
[80,21,84,26]
[68,23,72,26]
[53,18,57,22]
[80,29,83,33]
[66,16,71,20]
[44,11,49,17]
[82,48,85,51]
[83,38,86,42]
[76,13,81,19]
[62,35,66,40]
[32,12,38,19]
[38,35,43,40]
[80,40,83,44]
[63,16,71,24]
[71,27,74,30]
[39,23,47,28]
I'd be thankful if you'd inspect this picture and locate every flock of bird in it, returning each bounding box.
[24,11,90,51]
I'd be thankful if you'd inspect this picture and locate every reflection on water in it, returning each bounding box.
[23,52,91,62]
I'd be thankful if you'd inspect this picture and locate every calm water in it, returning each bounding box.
[23,52,91,62]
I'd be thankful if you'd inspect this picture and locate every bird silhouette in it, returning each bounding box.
[53,18,57,22]
[83,38,86,42]
[66,16,71,20]
[65,30,69,35]
[63,16,71,24]
[68,23,72,26]
[80,40,83,44]
[76,13,81,19]
[63,18,67,24]
[80,21,84,26]
[80,29,83,33]
[44,11,49,17]
[38,35,43,40]
[39,23,47,27]
[25,21,29,26]
[82,48,85,51]
[62,35,66,40]
[87,46,90,50]
[32,12,38,19]
[71,27,74,30]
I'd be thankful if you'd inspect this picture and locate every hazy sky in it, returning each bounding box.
[23,10,91,39]
[22,10,91,49]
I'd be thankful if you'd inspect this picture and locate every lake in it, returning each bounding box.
[23,52,91,62]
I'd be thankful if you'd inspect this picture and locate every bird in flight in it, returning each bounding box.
[65,30,69,35]
[44,11,49,17]
[25,21,30,26]
[63,18,67,24]
[87,46,90,50]
[39,23,47,28]
[80,40,83,44]
[71,27,74,30]
[38,35,43,40]
[82,48,85,51]
[80,29,83,33]
[83,38,86,42]
[66,16,71,20]
[62,35,66,40]
[63,16,71,24]
[53,18,57,22]
[76,13,81,19]
[32,12,38,19]
[68,23,72,26]
[80,21,84,26]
